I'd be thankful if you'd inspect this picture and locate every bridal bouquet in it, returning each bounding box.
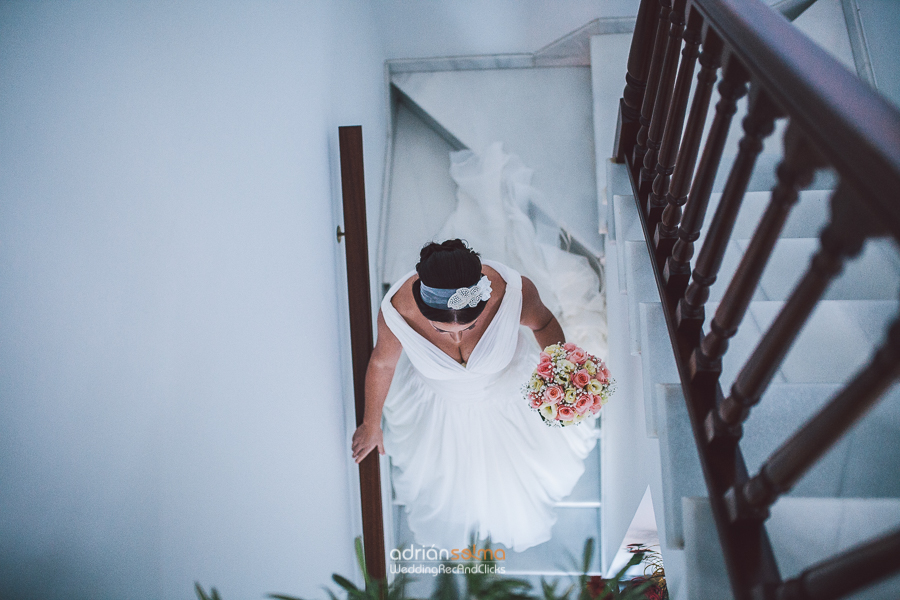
[525,342,613,427]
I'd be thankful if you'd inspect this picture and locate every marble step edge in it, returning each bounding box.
[390,84,604,263]
[613,188,838,247]
[391,500,602,508]
[636,297,898,444]
[604,158,837,237]
[653,378,900,551]
[622,235,899,358]
[631,240,898,319]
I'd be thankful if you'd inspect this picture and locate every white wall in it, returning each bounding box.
[375,0,640,59]
[0,1,646,598]
[0,1,386,599]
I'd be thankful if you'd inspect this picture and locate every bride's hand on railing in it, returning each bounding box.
[351,422,385,464]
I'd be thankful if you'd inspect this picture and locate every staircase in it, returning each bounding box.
[375,0,900,597]
[597,0,900,598]
[379,45,610,597]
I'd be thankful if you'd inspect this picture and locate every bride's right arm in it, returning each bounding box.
[351,309,403,464]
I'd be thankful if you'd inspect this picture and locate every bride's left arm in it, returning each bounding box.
[520,276,565,350]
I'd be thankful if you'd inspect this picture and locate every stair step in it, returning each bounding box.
[559,442,602,503]
[849,0,900,110]
[618,191,899,355]
[642,296,900,547]
[700,189,831,240]
[639,299,898,391]
[743,382,900,498]
[600,240,667,576]
[683,497,900,600]
[590,34,633,237]
[391,67,602,255]
[486,506,602,573]
[747,299,897,383]
[382,102,464,286]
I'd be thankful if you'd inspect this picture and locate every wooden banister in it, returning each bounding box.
[614,0,900,597]
[338,126,386,586]
[689,0,900,236]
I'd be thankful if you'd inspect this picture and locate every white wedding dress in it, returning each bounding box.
[381,143,607,553]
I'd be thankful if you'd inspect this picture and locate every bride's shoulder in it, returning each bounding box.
[481,264,508,296]
[389,274,418,317]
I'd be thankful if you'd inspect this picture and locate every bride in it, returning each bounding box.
[351,143,605,553]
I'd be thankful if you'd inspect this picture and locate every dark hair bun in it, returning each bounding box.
[416,239,481,287]
[418,238,472,265]
[413,239,486,324]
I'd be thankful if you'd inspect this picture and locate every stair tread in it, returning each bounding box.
[591,34,633,236]
[683,496,900,600]
[392,67,602,255]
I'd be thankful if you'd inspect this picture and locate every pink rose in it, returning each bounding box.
[529,394,544,409]
[591,394,603,413]
[544,385,564,404]
[572,369,591,389]
[567,347,587,365]
[536,360,554,380]
[575,394,591,415]
[539,351,552,364]
[557,405,576,420]
[563,342,577,352]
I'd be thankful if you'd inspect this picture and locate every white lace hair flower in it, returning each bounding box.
[447,275,492,310]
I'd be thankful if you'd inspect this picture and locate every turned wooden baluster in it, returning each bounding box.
[640,0,687,210]
[701,180,876,448]
[655,26,723,266]
[726,282,899,524]
[632,0,673,181]
[695,124,823,444]
[615,0,662,163]
[647,4,702,245]
[666,55,749,328]
[676,87,782,386]
[710,182,877,453]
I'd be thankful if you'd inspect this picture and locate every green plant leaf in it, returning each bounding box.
[195,583,212,600]
[269,595,309,600]
[333,572,370,600]
[354,536,373,590]
[617,578,656,600]
[581,538,594,575]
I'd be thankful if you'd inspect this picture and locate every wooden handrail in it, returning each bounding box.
[338,126,386,586]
